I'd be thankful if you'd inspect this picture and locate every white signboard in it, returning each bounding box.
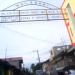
[0,10,65,23]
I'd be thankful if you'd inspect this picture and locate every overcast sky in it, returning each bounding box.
[0,0,71,68]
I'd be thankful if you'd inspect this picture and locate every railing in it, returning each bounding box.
[0,9,68,23]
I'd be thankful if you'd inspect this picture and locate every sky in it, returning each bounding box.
[0,0,71,68]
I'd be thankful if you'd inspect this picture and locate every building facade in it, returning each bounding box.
[5,57,23,69]
[0,59,23,75]
[42,60,51,75]
[61,0,75,46]
[50,45,71,61]
[50,45,75,71]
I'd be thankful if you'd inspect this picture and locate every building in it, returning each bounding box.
[61,0,75,46]
[50,45,71,61]
[42,59,51,75]
[50,45,70,70]
[42,59,58,75]
[0,59,9,75]
[0,59,23,75]
[50,45,75,71]
[4,57,23,69]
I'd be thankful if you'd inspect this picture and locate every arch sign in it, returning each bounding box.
[0,0,68,23]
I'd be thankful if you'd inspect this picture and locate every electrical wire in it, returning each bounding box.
[0,25,51,44]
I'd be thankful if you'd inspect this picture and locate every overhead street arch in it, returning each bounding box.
[4,0,59,10]
[0,0,68,23]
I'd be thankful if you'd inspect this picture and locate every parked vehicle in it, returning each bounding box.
[36,70,44,75]
[65,70,75,75]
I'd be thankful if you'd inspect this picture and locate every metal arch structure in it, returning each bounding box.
[0,0,68,23]
[3,0,59,10]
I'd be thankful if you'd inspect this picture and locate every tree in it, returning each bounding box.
[31,63,43,75]
[31,64,36,75]
[35,63,42,70]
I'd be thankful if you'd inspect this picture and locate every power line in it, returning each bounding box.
[0,25,51,44]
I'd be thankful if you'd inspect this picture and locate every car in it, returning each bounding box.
[69,70,75,75]
[36,70,44,75]
[64,70,75,75]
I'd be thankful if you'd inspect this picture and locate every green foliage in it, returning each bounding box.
[31,63,43,75]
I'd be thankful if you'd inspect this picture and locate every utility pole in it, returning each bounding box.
[5,48,7,60]
[37,50,40,63]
